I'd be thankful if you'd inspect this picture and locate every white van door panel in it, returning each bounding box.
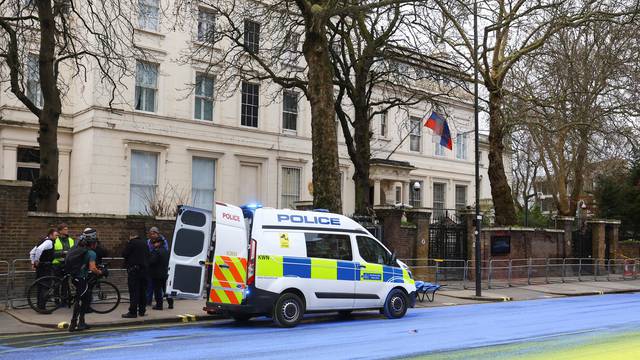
[210,202,248,305]
[353,235,398,308]
[167,206,212,299]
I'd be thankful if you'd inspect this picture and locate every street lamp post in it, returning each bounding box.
[473,0,482,297]
[523,193,537,227]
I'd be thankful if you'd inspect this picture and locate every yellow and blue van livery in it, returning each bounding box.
[167,203,416,327]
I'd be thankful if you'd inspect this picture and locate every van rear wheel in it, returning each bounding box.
[383,289,408,319]
[273,293,304,328]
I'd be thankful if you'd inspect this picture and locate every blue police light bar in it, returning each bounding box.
[241,203,263,218]
[313,208,329,213]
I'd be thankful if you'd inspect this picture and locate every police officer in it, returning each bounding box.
[53,223,75,268]
[53,223,74,305]
[29,228,59,310]
[69,229,102,332]
[122,234,150,318]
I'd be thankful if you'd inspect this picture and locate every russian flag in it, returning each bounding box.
[424,111,452,150]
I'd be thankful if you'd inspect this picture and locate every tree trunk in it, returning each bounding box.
[352,105,372,215]
[568,130,590,216]
[35,0,62,212]
[302,14,342,213]
[487,90,517,225]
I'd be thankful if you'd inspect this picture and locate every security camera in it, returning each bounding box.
[413,182,421,191]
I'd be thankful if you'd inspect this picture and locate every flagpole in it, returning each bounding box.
[473,0,482,297]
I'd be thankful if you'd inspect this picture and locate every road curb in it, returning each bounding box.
[4,309,223,331]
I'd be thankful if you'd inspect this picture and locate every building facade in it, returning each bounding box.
[0,1,504,216]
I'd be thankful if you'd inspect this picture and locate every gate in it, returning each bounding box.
[429,211,467,260]
[352,215,383,241]
[572,221,592,259]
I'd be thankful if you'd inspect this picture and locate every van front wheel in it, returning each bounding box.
[383,289,408,319]
[273,293,304,328]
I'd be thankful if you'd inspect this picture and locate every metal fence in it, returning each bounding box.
[3,257,639,308]
[401,257,640,289]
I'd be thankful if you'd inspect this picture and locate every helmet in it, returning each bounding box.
[81,228,98,244]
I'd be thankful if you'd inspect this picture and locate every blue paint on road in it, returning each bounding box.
[2,293,640,360]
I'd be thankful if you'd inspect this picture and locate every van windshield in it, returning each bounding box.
[356,236,394,266]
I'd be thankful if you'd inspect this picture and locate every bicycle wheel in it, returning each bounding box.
[89,280,121,314]
[27,276,63,314]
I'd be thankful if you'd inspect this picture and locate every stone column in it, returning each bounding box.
[555,216,575,258]
[457,209,476,262]
[373,180,381,206]
[374,206,404,250]
[57,149,71,212]
[588,220,606,260]
[406,209,431,259]
[402,181,410,206]
[606,220,621,259]
[2,145,17,180]
[405,209,431,280]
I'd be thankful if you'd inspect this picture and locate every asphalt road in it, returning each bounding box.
[1,293,639,360]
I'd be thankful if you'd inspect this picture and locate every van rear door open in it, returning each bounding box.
[167,206,212,298]
[210,202,248,305]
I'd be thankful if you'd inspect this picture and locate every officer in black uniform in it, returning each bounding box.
[122,234,150,318]
[29,228,59,310]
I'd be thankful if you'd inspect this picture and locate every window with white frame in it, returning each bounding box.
[455,185,467,209]
[192,157,216,210]
[410,180,423,208]
[433,182,446,219]
[395,186,402,204]
[244,20,260,54]
[26,54,43,108]
[16,147,39,182]
[138,0,159,31]
[281,167,301,208]
[135,61,158,112]
[435,142,445,156]
[130,150,158,214]
[379,111,388,137]
[455,133,468,160]
[241,82,259,127]
[409,116,422,152]
[195,73,214,121]
[197,9,215,42]
[282,90,298,131]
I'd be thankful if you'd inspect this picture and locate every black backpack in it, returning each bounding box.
[64,246,88,276]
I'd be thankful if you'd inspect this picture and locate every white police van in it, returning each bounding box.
[167,202,416,327]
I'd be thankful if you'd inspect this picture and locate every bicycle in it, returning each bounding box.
[27,264,121,314]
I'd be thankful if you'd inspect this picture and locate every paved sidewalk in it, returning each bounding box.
[3,299,218,332]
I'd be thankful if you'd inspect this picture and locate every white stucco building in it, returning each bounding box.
[0,1,502,217]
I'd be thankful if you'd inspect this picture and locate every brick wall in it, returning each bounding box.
[0,180,176,264]
[619,242,640,258]
[480,229,565,262]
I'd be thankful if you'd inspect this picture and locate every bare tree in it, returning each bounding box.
[0,0,142,211]
[418,0,639,225]
[328,4,470,215]
[509,131,540,213]
[507,20,640,216]
[177,0,437,213]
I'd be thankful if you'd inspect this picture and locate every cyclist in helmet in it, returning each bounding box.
[69,228,102,332]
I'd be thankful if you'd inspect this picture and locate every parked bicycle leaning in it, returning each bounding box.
[65,228,103,332]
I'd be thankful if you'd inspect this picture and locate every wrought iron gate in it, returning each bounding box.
[572,221,592,259]
[429,212,467,260]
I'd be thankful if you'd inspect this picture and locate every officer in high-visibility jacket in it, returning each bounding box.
[53,223,75,268]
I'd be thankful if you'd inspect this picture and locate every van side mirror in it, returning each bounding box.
[390,251,397,266]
